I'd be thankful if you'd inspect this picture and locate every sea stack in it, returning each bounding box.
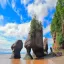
[24,33,33,59]
[11,40,23,59]
[31,27,44,58]
[25,16,44,58]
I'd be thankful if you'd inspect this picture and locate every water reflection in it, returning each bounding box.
[32,60,48,64]
[11,59,21,64]
[25,59,49,64]
[26,60,32,64]
[11,59,54,64]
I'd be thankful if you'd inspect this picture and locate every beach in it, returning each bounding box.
[0,54,64,64]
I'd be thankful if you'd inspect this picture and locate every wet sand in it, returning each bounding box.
[0,54,63,64]
[51,56,64,64]
[0,59,54,64]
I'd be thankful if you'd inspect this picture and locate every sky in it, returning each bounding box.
[0,0,58,53]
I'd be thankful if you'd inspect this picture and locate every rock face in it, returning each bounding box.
[24,33,31,49]
[31,31,44,58]
[24,30,44,58]
[61,43,64,49]
[24,33,33,59]
[11,40,23,59]
[43,38,48,54]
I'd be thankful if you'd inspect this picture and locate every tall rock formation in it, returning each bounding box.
[24,17,44,58]
[24,33,33,59]
[11,40,23,59]
[31,30,44,58]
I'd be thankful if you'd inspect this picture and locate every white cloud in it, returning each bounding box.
[27,3,48,21]
[11,0,16,9]
[27,0,57,22]
[43,24,50,35]
[0,37,12,49]
[21,0,30,5]
[0,22,30,38]
[34,0,45,4]
[46,0,57,8]
[0,0,7,9]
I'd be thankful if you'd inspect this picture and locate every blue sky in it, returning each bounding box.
[0,0,57,53]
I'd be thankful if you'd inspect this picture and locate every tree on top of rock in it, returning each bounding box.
[30,16,43,39]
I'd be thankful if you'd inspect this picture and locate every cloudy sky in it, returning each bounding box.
[0,0,57,53]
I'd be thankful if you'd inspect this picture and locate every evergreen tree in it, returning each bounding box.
[51,0,64,45]
[30,16,42,39]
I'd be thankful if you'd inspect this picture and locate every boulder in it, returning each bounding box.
[56,52,62,57]
[11,40,23,59]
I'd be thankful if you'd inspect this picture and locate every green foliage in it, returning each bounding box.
[51,0,64,45]
[30,17,37,38]
[52,43,54,47]
[56,33,64,45]
[30,16,42,39]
